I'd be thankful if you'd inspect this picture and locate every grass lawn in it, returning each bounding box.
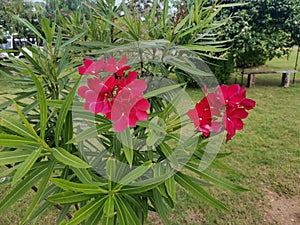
[0,47,299,224]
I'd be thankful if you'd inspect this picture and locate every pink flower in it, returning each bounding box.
[78,58,104,76]
[110,79,149,132]
[223,107,248,142]
[218,84,256,109]
[188,84,255,142]
[187,97,220,137]
[103,56,131,76]
[78,56,149,132]
[78,75,118,115]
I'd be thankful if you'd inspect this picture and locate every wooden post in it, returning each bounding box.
[247,74,255,88]
[293,45,299,84]
[281,72,290,87]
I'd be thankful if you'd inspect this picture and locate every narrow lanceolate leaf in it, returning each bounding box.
[0,134,38,148]
[21,161,56,224]
[71,167,93,184]
[13,16,44,41]
[165,175,176,202]
[85,205,105,225]
[53,147,90,168]
[67,123,112,144]
[65,197,107,225]
[60,31,86,48]
[115,196,142,225]
[55,78,81,146]
[185,163,248,192]
[47,191,92,204]
[51,178,108,194]
[0,150,32,165]
[114,161,152,190]
[0,166,48,214]
[102,196,115,225]
[144,83,183,99]
[117,128,133,166]
[28,71,47,139]
[14,102,39,139]
[0,114,36,139]
[152,189,170,225]
[175,172,228,211]
[106,157,117,191]
[118,173,169,194]
[12,147,43,184]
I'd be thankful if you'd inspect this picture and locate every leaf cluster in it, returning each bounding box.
[0,3,248,225]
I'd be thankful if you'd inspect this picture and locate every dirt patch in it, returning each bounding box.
[264,189,300,225]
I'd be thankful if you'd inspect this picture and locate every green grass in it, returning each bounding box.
[1,47,300,224]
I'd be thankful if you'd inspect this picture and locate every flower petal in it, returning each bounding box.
[241,98,256,110]
[227,84,240,99]
[134,99,150,111]
[187,108,200,127]
[230,108,248,119]
[78,86,89,98]
[113,114,129,132]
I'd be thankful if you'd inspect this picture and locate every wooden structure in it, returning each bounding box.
[243,70,298,88]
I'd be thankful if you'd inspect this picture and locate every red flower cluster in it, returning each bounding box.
[78,57,150,132]
[187,84,256,142]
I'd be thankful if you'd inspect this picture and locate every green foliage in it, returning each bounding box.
[0,0,44,39]
[217,0,300,68]
[0,2,249,225]
[208,53,235,84]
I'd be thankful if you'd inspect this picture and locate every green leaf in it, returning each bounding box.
[12,147,43,184]
[51,178,108,194]
[184,44,229,53]
[0,134,38,148]
[115,196,142,225]
[0,114,36,139]
[102,196,115,225]
[21,160,55,224]
[146,116,166,146]
[118,173,169,194]
[60,32,86,48]
[0,164,19,178]
[144,83,184,99]
[175,172,228,211]
[47,191,92,204]
[13,16,44,41]
[57,205,72,225]
[0,149,32,165]
[159,142,179,166]
[152,189,170,225]
[0,165,48,214]
[65,197,107,225]
[63,112,73,151]
[117,128,134,166]
[53,147,90,168]
[165,175,176,202]
[114,198,127,225]
[40,17,55,44]
[184,163,248,192]
[71,167,93,184]
[13,102,39,139]
[67,123,112,144]
[55,78,81,146]
[85,203,105,225]
[106,157,117,191]
[114,161,152,190]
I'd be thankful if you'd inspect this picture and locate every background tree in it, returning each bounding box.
[216,0,300,68]
[0,0,44,42]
